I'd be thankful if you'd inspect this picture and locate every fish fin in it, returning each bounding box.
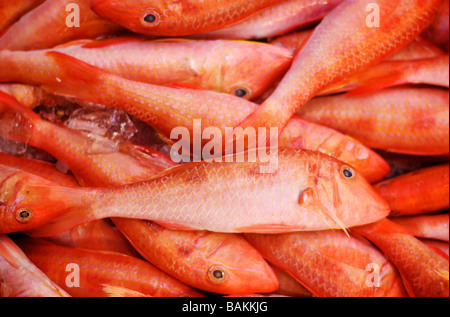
[101,284,151,297]
[81,36,146,49]
[0,235,23,269]
[167,83,209,91]
[344,69,405,96]
[41,51,104,100]
[121,143,178,170]
[154,221,197,231]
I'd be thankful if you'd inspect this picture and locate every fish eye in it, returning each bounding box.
[15,208,33,223]
[233,86,252,99]
[208,265,227,283]
[140,11,161,27]
[340,165,356,180]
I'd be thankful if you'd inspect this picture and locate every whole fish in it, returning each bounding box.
[112,218,278,295]
[0,83,74,109]
[0,0,44,33]
[0,234,70,297]
[15,237,204,297]
[1,148,390,236]
[0,54,389,183]
[0,37,293,100]
[91,0,284,36]
[0,0,123,51]
[192,0,344,40]
[374,164,449,216]
[297,87,450,156]
[353,218,449,297]
[390,214,449,242]
[374,150,449,180]
[245,230,407,297]
[231,0,443,144]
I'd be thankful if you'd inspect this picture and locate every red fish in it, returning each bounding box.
[374,164,449,216]
[91,0,284,36]
[231,0,443,145]
[353,218,449,297]
[297,87,449,156]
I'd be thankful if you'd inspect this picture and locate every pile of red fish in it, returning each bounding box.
[0,0,448,297]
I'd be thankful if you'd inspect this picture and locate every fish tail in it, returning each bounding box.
[0,90,40,143]
[41,51,104,102]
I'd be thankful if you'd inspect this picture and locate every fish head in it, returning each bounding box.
[321,133,391,184]
[196,233,278,295]
[299,153,390,231]
[91,0,185,35]
[0,165,73,234]
[207,41,293,100]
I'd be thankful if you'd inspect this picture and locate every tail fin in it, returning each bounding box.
[40,51,106,102]
[0,90,40,144]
